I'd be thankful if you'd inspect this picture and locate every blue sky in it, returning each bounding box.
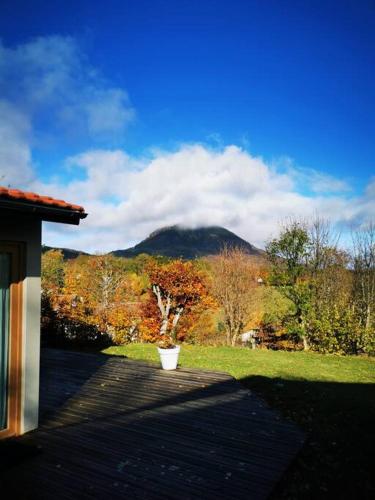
[0,0,374,251]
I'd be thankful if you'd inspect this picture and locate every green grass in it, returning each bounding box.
[102,344,375,499]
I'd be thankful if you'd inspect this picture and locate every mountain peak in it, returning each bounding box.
[148,225,181,238]
[112,225,262,259]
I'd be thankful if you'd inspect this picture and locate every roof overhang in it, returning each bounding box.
[0,198,88,225]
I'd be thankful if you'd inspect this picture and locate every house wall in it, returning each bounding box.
[0,214,42,434]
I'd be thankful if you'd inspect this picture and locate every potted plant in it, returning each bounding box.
[157,336,180,370]
[146,260,208,371]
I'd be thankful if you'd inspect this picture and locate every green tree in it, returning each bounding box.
[266,221,311,349]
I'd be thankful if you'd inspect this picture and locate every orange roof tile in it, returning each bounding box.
[0,186,85,213]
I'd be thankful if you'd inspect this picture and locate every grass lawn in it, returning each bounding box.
[103,344,375,499]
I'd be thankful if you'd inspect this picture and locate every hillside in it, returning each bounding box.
[42,245,90,260]
[112,225,262,259]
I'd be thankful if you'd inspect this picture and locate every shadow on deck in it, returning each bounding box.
[2,348,304,499]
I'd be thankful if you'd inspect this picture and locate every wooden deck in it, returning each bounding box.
[2,349,304,499]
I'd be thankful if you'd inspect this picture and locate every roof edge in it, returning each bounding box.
[0,199,88,225]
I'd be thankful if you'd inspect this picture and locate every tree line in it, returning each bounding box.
[41,218,375,355]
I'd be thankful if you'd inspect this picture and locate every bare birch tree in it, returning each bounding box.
[308,217,351,310]
[308,216,340,273]
[352,222,375,329]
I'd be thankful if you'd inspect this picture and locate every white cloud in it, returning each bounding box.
[294,168,350,194]
[272,156,351,194]
[307,171,350,193]
[0,36,134,141]
[0,100,35,186]
[352,178,375,228]
[0,36,372,253]
[37,144,373,253]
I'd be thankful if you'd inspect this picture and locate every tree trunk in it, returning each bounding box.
[226,328,232,346]
[170,306,184,341]
[231,328,240,346]
[160,318,168,336]
[152,285,171,336]
[365,303,371,329]
[302,334,309,351]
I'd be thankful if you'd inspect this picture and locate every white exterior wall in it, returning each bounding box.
[0,214,42,434]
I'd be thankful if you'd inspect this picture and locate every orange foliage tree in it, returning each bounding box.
[41,249,65,339]
[42,254,142,344]
[65,255,143,339]
[41,249,65,295]
[41,251,214,347]
[211,247,265,346]
[145,260,209,343]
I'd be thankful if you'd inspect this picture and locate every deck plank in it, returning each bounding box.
[1,348,304,499]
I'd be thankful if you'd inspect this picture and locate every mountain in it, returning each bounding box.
[112,225,262,259]
[42,245,90,260]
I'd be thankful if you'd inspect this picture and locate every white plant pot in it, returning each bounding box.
[157,345,180,370]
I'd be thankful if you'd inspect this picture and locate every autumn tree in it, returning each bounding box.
[64,255,139,337]
[211,247,261,346]
[41,249,65,295]
[41,249,66,340]
[146,260,208,342]
[82,255,126,333]
[106,271,145,343]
